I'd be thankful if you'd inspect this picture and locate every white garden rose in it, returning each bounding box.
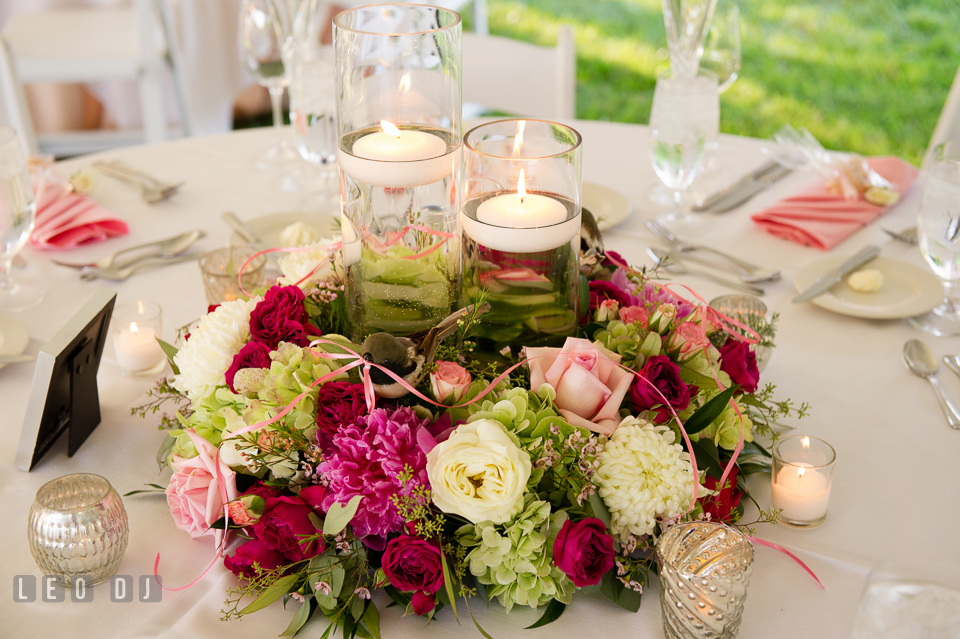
[426,419,532,524]
[276,240,341,289]
[279,221,321,247]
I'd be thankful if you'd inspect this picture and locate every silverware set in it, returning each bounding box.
[91,160,183,204]
[693,160,793,213]
[903,339,960,430]
[52,229,205,281]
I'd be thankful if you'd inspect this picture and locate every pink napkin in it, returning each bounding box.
[29,182,128,250]
[750,156,919,251]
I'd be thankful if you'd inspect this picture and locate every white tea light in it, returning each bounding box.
[111,301,165,376]
[771,435,836,528]
[339,120,453,188]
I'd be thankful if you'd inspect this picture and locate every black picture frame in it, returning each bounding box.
[15,289,116,471]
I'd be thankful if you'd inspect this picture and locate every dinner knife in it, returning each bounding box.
[694,161,792,213]
[792,245,881,303]
[222,211,267,252]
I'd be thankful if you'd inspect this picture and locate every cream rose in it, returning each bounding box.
[426,419,531,524]
[276,240,341,289]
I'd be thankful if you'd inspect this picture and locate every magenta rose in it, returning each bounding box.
[225,340,272,392]
[314,381,368,452]
[629,355,695,422]
[249,285,314,348]
[553,518,615,587]
[224,538,287,579]
[589,280,638,312]
[299,484,327,514]
[253,495,323,562]
[718,340,760,394]
[381,535,444,616]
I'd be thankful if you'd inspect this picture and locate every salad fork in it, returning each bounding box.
[80,253,199,281]
[51,229,205,270]
[92,161,183,204]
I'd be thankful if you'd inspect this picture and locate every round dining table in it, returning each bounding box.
[2,121,958,638]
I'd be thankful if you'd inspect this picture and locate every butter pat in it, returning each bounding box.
[280,221,321,247]
[848,268,884,293]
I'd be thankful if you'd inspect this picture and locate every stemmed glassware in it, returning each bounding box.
[701,0,741,94]
[649,69,719,238]
[0,127,44,312]
[910,142,960,336]
[240,0,300,170]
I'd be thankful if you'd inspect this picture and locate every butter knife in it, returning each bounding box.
[792,245,881,303]
[694,161,792,213]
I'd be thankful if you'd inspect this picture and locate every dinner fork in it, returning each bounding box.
[51,229,205,270]
[80,253,199,281]
[92,161,183,204]
[646,219,782,281]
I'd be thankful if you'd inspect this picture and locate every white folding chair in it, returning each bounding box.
[924,61,960,168]
[462,26,576,120]
[0,0,191,156]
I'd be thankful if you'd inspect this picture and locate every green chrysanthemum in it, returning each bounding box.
[457,494,574,612]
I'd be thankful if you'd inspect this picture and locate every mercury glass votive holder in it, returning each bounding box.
[708,294,771,372]
[657,522,755,639]
[28,474,129,586]
[198,246,266,305]
[771,435,836,528]
[460,119,583,349]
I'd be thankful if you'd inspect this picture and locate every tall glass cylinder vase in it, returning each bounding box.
[461,119,582,349]
[334,4,462,340]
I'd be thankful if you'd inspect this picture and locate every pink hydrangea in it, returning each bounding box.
[319,406,430,540]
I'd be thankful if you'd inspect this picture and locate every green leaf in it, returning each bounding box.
[599,571,619,604]
[678,365,719,391]
[156,338,180,375]
[315,592,337,611]
[691,439,723,479]
[740,440,772,458]
[737,462,771,476]
[360,600,380,639]
[467,601,494,639]
[617,585,643,613]
[525,599,566,629]
[308,512,324,531]
[383,585,411,609]
[156,433,177,470]
[329,565,345,598]
[587,491,612,529]
[323,495,363,536]
[350,593,365,621]
[280,599,312,636]
[440,550,459,620]
[240,574,298,615]
[683,386,739,435]
[122,483,166,497]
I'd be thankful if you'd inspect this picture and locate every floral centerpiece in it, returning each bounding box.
[137,246,805,638]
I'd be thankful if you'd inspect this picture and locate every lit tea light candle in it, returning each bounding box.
[340,120,452,188]
[476,170,567,229]
[113,321,165,374]
[770,435,836,527]
[352,120,446,163]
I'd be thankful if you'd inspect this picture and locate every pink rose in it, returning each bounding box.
[165,429,238,546]
[689,304,723,334]
[596,299,620,322]
[668,321,711,360]
[430,361,471,403]
[619,305,648,328]
[525,337,633,435]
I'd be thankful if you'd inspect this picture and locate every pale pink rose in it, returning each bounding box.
[668,321,712,360]
[619,305,649,328]
[649,303,677,331]
[596,299,620,322]
[430,361,471,403]
[165,429,238,546]
[525,337,634,436]
[690,305,723,334]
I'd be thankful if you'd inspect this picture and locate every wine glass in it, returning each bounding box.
[910,142,960,336]
[240,0,300,170]
[701,0,741,94]
[649,69,719,238]
[0,127,44,312]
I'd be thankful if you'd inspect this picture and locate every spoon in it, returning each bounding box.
[903,340,960,429]
[53,229,205,270]
[647,247,765,296]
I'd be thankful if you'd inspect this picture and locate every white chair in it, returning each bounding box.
[0,0,191,156]
[462,26,576,120]
[924,62,960,168]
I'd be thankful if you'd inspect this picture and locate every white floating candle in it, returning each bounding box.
[771,462,831,523]
[113,322,165,374]
[339,120,453,188]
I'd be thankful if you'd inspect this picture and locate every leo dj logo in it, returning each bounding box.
[13,575,162,603]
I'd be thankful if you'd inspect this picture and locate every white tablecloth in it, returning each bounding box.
[2,122,958,638]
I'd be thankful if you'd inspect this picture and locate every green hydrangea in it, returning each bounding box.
[457,494,574,612]
[594,320,662,369]
[169,387,247,461]
[697,402,754,450]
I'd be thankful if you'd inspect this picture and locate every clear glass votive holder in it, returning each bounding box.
[771,435,836,528]
[111,300,166,376]
[708,294,771,372]
[198,246,266,305]
[28,474,129,586]
[657,521,755,639]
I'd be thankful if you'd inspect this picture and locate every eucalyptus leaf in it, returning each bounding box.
[350,593,365,621]
[588,491,612,529]
[330,565,345,598]
[617,585,643,612]
[323,495,363,536]
[156,338,180,375]
[308,512,324,531]
[525,599,566,629]
[156,434,176,470]
[280,599,313,636]
[361,600,381,639]
[684,386,739,435]
[239,574,298,615]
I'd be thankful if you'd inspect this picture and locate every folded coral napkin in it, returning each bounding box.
[750,156,919,251]
[29,181,128,250]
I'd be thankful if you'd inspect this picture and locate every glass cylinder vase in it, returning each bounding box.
[460,119,582,349]
[334,4,462,340]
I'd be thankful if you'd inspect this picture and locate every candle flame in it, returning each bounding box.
[797,466,806,480]
[380,120,401,140]
[513,120,525,156]
[129,322,138,333]
[399,73,411,94]
[802,436,810,449]
[517,169,527,204]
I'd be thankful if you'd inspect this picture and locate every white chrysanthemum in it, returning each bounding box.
[172,297,260,402]
[596,416,695,542]
[276,240,341,289]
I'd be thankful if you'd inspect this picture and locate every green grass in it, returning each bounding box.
[467,0,960,165]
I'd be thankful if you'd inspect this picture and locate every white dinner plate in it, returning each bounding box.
[0,314,29,370]
[583,182,631,231]
[227,211,339,250]
[794,256,942,319]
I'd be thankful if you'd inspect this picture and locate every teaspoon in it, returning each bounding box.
[903,339,960,429]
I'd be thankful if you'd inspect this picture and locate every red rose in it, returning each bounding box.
[629,355,696,422]
[700,465,743,523]
[552,518,615,587]
[249,285,314,349]
[314,381,369,452]
[299,485,327,514]
[718,340,759,394]
[253,495,323,562]
[225,340,272,392]
[381,535,444,616]
[223,538,286,578]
